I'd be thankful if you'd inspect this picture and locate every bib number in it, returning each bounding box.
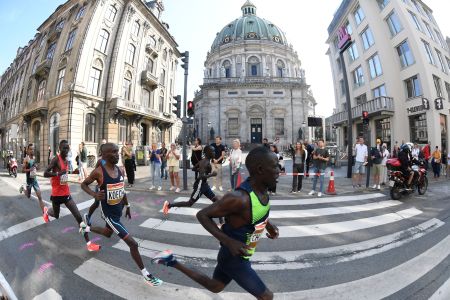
[30,168,37,178]
[59,173,68,185]
[107,182,125,205]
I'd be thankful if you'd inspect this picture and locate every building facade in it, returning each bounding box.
[0,0,180,164]
[327,0,450,151]
[194,1,316,147]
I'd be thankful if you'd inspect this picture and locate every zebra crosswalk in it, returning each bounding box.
[69,192,450,299]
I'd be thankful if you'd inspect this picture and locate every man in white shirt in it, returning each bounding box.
[353,137,368,188]
[411,143,420,159]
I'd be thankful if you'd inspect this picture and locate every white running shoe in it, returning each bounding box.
[308,190,315,196]
[372,184,377,189]
[219,186,223,191]
[19,185,24,194]
[318,192,322,197]
[149,186,155,190]
[169,186,175,191]
[211,186,216,191]
[377,185,381,190]
[175,188,181,193]
[157,186,162,191]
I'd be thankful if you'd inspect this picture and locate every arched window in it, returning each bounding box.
[49,113,60,156]
[105,5,117,22]
[159,90,164,112]
[75,5,86,21]
[277,60,285,77]
[85,113,96,142]
[149,36,157,48]
[144,56,154,73]
[248,56,260,76]
[163,49,168,61]
[95,29,110,53]
[118,117,128,143]
[142,89,152,108]
[123,71,132,100]
[132,21,140,36]
[37,80,46,101]
[222,60,231,78]
[126,44,136,65]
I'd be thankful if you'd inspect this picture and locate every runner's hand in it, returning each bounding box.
[125,207,131,219]
[226,239,251,256]
[94,190,105,201]
[58,170,67,176]
[266,224,279,239]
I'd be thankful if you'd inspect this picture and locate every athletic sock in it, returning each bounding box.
[87,241,91,246]
[141,268,150,277]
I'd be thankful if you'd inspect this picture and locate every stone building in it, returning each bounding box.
[193,1,316,147]
[0,0,180,164]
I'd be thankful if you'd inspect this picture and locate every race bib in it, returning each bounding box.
[30,168,37,178]
[245,219,268,257]
[59,173,68,185]
[106,182,125,205]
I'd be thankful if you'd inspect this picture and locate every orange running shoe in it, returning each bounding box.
[162,201,170,215]
[87,242,101,252]
[43,207,49,223]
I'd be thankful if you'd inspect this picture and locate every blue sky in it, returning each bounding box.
[1,0,449,117]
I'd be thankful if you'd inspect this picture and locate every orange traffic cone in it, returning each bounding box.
[326,170,336,195]
[236,172,242,188]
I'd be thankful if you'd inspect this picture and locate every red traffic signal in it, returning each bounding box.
[187,101,194,117]
[362,111,369,125]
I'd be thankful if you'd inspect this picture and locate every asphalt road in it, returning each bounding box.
[0,171,449,300]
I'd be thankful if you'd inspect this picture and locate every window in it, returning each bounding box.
[160,69,166,85]
[159,91,164,112]
[88,67,101,96]
[26,82,32,101]
[409,113,428,144]
[405,75,422,98]
[445,82,450,101]
[340,79,346,96]
[251,65,257,76]
[386,11,402,36]
[355,93,367,105]
[132,21,140,36]
[142,89,151,107]
[75,5,86,21]
[424,9,435,24]
[276,60,285,77]
[106,5,117,22]
[248,56,260,76]
[423,22,436,41]
[56,20,65,31]
[433,75,443,97]
[436,50,446,73]
[409,11,422,31]
[32,57,39,74]
[411,0,423,15]
[373,84,387,98]
[447,57,450,72]
[228,118,239,136]
[65,29,77,51]
[46,42,56,60]
[49,113,60,156]
[361,27,374,50]
[368,54,383,78]
[377,0,389,10]
[422,40,435,65]
[274,118,284,135]
[354,6,365,26]
[85,113,96,142]
[162,49,168,61]
[397,40,414,67]
[95,29,110,53]
[144,56,154,73]
[347,43,359,62]
[223,60,232,78]
[434,30,447,49]
[352,66,364,87]
[55,68,65,95]
[118,118,128,142]
[37,80,46,101]
[345,20,352,35]
[126,44,136,65]
[122,78,131,100]
[39,34,47,48]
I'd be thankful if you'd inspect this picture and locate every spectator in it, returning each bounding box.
[442,149,447,177]
[149,143,162,191]
[167,143,181,192]
[411,143,421,160]
[380,143,390,185]
[447,151,450,178]
[371,139,383,190]
[422,142,431,170]
[229,139,242,190]
[159,142,168,180]
[352,137,368,188]
[210,136,225,191]
[262,138,270,149]
[308,139,329,197]
[392,144,400,158]
[269,144,280,195]
[304,140,314,177]
[290,141,307,193]
[79,142,88,180]
[123,141,135,187]
[191,138,203,180]
[432,146,441,178]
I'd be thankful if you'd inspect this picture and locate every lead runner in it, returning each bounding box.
[152,146,280,299]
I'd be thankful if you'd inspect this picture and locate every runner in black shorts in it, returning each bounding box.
[152,147,280,299]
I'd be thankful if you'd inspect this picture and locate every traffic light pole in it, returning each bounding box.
[181,51,189,190]
[340,50,353,179]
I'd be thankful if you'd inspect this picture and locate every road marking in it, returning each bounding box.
[0,271,18,300]
[172,193,385,206]
[115,218,443,270]
[162,200,402,219]
[32,288,62,300]
[430,277,450,300]
[140,208,422,237]
[73,258,253,300]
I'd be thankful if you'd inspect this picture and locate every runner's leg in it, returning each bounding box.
[34,188,46,212]
[47,197,61,219]
[65,198,90,243]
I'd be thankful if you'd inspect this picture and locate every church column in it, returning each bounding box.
[272,55,277,77]
[231,56,236,77]
[261,55,266,76]
[241,55,246,78]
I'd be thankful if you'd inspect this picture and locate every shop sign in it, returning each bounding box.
[407,105,426,114]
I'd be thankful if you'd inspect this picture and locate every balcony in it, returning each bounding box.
[145,44,158,59]
[141,71,159,91]
[202,76,306,86]
[330,96,395,125]
[23,99,48,122]
[33,59,52,80]
[111,97,175,123]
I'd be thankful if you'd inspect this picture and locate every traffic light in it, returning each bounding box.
[187,101,194,117]
[181,51,189,71]
[172,95,181,118]
[362,110,369,125]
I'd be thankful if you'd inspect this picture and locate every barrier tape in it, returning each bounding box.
[279,172,333,176]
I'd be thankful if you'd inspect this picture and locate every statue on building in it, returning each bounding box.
[209,127,215,141]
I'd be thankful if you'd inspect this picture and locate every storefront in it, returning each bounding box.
[409,113,428,144]
[375,118,392,149]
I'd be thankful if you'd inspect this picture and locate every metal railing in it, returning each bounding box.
[330,96,395,124]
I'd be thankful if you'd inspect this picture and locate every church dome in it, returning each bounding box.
[211,1,288,51]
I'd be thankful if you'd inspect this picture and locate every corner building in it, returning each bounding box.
[194,1,316,147]
[0,0,180,164]
[327,0,450,150]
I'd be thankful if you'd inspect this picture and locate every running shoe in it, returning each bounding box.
[143,273,163,286]
[175,188,181,193]
[162,201,170,215]
[83,213,91,226]
[87,242,101,252]
[151,250,177,267]
[43,207,49,223]
[19,185,24,194]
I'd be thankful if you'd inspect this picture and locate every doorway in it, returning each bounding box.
[250,118,262,144]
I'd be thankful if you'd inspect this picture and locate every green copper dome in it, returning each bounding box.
[211,1,288,50]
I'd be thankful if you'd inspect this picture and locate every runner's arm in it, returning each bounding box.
[22,158,28,173]
[43,157,60,177]
[81,168,103,200]
[265,221,279,239]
